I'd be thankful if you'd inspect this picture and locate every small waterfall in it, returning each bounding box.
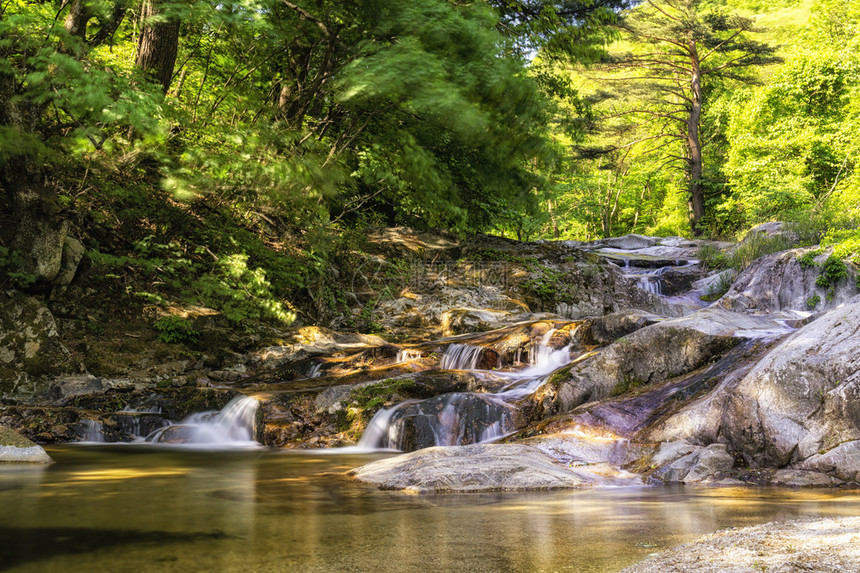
[144,395,259,446]
[440,344,484,370]
[396,349,423,363]
[357,336,574,451]
[82,419,104,443]
[637,274,662,295]
[307,363,323,378]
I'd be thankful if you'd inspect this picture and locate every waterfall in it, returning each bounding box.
[396,349,423,363]
[356,335,574,451]
[307,363,323,378]
[82,419,104,443]
[440,344,484,370]
[144,395,260,446]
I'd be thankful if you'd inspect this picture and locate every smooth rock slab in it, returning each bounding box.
[350,444,598,493]
[622,517,860,573]
[0,425,53,463]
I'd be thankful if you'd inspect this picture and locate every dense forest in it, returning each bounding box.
[1,0,858,330]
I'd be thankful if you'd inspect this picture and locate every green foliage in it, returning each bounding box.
[523,263,571,303]
[727,233,792,270]
[817,255,849,287]
[807,294,821,309]
[153,316,199,344]
[701,271,735,302]
[697,244,729,271]
[0,246,36,288]
[797,250,821,269]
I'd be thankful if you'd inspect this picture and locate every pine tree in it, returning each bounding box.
[600,0,779,235]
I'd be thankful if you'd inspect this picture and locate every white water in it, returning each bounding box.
[82,420,105,443]
[440,344,484,370]
[144,395,260,447]
[396,349,423,363]
[358,336,574,451]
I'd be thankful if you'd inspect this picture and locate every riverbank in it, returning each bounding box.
[622,516,860,572]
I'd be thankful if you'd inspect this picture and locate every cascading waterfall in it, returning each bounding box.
[358,335,574,451]
[396,349,423,363]
[440,344,484,370]
[144,395,260,446]
[82,419,105,443]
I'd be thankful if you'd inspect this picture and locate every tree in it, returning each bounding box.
[134,0,181,95]
[597,0,778,234]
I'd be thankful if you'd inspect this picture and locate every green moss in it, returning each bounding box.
[547,364,574,389]
[610,376,646,397]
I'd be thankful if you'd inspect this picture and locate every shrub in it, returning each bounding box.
[153,316,199,344]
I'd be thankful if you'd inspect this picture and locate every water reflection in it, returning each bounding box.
[0,446,859,572]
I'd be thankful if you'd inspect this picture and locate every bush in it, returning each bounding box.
[153,316,199,344]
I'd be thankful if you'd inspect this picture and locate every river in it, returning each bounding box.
[2,445,860,572]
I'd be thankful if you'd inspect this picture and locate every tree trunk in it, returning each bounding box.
[64,0,92,38]
[687,42,706,236]
[135,0,180,95]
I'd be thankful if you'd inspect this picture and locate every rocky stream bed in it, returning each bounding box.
[3,226,860,570]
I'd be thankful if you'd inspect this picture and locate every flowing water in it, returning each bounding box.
[358,336,574,451]
[2,445,860,573]
[142,395,260,447]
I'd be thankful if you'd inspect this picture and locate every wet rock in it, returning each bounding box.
[583,310,663,345]
[534,308,767,416]
[380,393,523,451]
[0,425,53,463]
[771,469,839,487]
[717,298,860,471]
[645,298,860,482]
[350,443,598,493]
[373,232,669,337]
[651,444,734,484]
[0,293,75,398]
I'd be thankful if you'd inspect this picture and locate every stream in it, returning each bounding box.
[6,245,851,572]
[3,445,860,573]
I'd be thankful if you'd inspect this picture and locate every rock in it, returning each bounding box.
[0,425,53,463]
[621,517,860,573]
[11,206,69,284]
[650,441,699,467]
[605,234,660,250]
[0,292,75,397]
[651,444,734,484]
[372,232,670,337]
[772,469,839,487]
[718,298,860,470]
[534,307,780,416]
[721,247,857,313]
[584,310,663,345]
[52,236,85,287]
[646,297,860,481]
[741,221,799,244]
[350,443,598,493]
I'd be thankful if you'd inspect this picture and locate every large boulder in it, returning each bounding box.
[350,443,601,493]
[0,292,76,397]
[721,247,857,313]
[532,308,784,416]
[0,425,53,463]
[648,297,860,480]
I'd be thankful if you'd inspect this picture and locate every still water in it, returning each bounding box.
[2,445,860,572]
